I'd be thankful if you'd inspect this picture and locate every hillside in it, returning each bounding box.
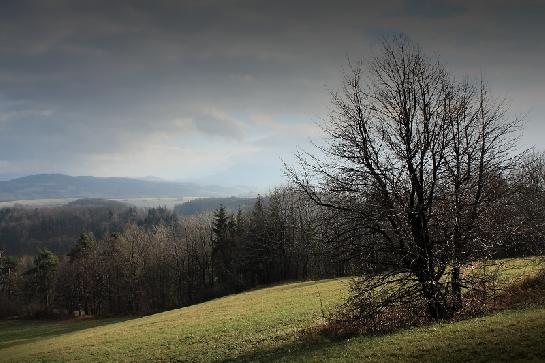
[0,174,247,202]
[0,258,544,362]
[0,279,347,362]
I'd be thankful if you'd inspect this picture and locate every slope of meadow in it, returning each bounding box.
[0,279,348,362]
[0,258,543,362]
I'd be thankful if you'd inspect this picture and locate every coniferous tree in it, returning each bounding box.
[246,196,271,284]
[211,205,235,289]
[66,233,98,315]
[27,248,59,312]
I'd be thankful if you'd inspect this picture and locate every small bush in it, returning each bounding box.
[310,264,545,340]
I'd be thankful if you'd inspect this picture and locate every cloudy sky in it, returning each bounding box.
[0,0,544,188]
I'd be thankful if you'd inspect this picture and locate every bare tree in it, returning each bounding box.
[287,35,522,320]
[507,152,545,255]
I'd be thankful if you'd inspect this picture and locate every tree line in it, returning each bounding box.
[0,188,345,318]
[1,159,542,319]
[0,197,260,256]
[0,199,142,255]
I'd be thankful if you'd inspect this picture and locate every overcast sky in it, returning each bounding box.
[0,0,544,188]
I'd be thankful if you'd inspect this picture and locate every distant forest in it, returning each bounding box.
[0,199,138,256]
[0,197,255,256]
[173,197,257,216]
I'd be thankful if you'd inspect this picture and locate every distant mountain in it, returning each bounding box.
[190,162,283,192]
[0,174,248,202]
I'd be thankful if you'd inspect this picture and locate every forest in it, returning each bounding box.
[1,157,544,318]
[0,199,141,255]
[0,197,255,256]
[0,188,343,317]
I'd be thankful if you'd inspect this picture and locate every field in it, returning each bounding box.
[0,258,543,362]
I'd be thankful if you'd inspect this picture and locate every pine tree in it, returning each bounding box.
[246,195,271,284]
[211,205,234,289]
[67,233,98,315]
[27,249,59,312]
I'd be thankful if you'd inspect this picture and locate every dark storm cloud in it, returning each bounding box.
[0,0,543,185]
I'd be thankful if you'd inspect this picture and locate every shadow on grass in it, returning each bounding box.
[222,331,357,363]
[229,269,545,363]
[0,317,129,350]
[226,307,545,363]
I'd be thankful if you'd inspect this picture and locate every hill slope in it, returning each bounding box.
[0,279,347,362]
[1,262,544,362]
[0,174,246,201]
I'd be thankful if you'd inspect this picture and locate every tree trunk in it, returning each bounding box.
[420,279,450,320]
[451,265,463,312]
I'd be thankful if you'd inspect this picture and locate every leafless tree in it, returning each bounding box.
[287,35,522,320]
[506,152,545,255]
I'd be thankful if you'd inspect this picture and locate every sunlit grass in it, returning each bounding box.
[0,279,348,362]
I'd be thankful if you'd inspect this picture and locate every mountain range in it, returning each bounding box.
[0,174,250,202]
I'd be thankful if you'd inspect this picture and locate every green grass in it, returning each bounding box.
[0,257,542,362]
[494,257,543,285]
[0,279,348,362]
[244,307,545,362]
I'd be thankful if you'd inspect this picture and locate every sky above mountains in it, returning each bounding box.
[0,0,544,189]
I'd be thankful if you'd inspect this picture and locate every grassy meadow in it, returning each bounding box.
[0,258,543,362]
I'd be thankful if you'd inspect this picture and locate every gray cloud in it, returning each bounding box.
[192,111,245,140]
[0,0,543,187]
